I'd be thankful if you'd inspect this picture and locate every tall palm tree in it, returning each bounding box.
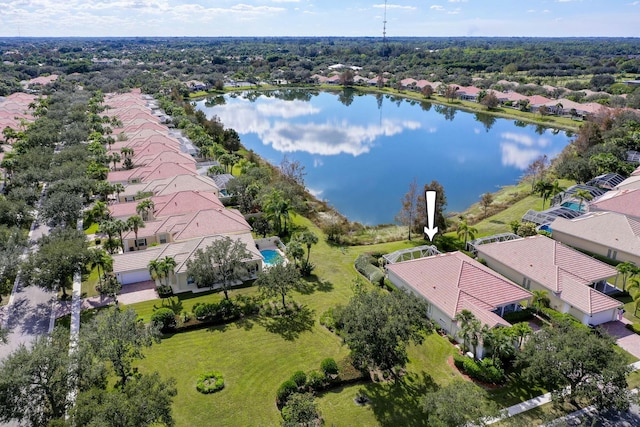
[454,309,476,353]
[136,199,155,221]
[127,215,145,251]
[286,239,304,267]
[112,219,129,253]
[534,180,554,209]
[112,183,125,202]
[550,180,565,201]
[88,248,113,288]
[148,259,164,285]
[616,262,638,292]
[109,152,121,170]
[262,189,288,235]
[296,229,319,265]
[99,220,119,254]
[160,256,177,286]
[627,277,640,317]
[456,218,478,250]
[95,180,114,202]
[574,188,593,212]
[88,200,110,224]
[484,327,515,367]
[530,289,550,314]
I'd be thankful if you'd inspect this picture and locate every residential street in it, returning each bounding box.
[0,219,56,361]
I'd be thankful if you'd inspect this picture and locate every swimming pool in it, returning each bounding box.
[260,249,283,266]
[561,201,583,212]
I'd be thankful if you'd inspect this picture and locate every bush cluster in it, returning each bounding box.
[150,307,177,332]
[193,299,240,322]
[156,285,173,298]
[195,371,225,394]
[540,307,588,330]
[354,254,384,286]
[453,355,505,384]
[276,358,341,405]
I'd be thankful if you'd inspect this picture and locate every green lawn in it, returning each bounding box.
[84,222,99,235]
[126,214,564,426]
[81,266,101,298]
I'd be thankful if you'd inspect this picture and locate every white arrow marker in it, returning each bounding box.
[424,190,438,242]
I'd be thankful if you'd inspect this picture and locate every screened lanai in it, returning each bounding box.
[521,206,584,226]
[586,173,626,190]
[382,245,441,265]
[550,184,607,206]
[467,233,521,256]
[627,150,640,164]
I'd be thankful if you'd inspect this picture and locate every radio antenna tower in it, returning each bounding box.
[382,0,388,57]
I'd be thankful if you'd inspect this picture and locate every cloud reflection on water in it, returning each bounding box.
[209,97,422,156]
[499,131,554,169]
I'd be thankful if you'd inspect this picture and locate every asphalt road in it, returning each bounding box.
[0,219,56,361]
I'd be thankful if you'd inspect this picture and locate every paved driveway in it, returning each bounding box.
[599,320,640,359]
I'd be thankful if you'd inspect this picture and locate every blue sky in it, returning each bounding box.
[0,0,638,38]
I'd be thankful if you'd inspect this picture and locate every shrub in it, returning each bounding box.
[306,370,326,391]
[156,285,173,298]
[290,371,307,388]
[457,356,505,384]
[453,354,466,369]
[193,302,218,320]
[319,308,336,331]
[503,308,533,323]
[277,380,298,404]
[626,323,640,335]
[196,371,225,394]
[321,358,339,377]
[150,307,177,331]
[300,260,315,276]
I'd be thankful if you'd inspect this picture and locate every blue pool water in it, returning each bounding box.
[562,201,582,211]
[260,249,283,266]
[538,224,553,234]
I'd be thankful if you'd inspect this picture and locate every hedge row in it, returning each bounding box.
[453,354,505,384]
[354,254,384,286]
[502,308,534,323]
[539,307,589,330]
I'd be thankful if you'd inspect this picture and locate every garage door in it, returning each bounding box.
[118,270,151,285]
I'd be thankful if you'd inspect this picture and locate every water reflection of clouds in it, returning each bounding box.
[263,119,421,156]
[210,98,421,156]
[499,132,553,169]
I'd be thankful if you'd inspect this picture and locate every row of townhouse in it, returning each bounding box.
[385,234,622,358]
[311,70,612,119]
[106,89,263,294]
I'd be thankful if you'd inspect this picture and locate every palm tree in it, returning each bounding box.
[534,180,554,209]
[127,215,145,251]
[616,262,638,292]
[484,327,515,366]
[509,322,533,350]
[286,239,305,267]
[550,180,565,202]
[88,200,110,224]
[530,289,550,315]
[148,259,164,285]
[99,220,119,254]
[136,199,155,221]
[112,183,125,202]
[88,248,113,288]
[95,180,114,202]
[112,219,129,253]
[456,218,478,250]
[454,309,476,354]
[296,229,319,265]
[160,256,177,286]
[109,152,121,170]
[262,189,289,235]
[574,188,593,212]
[627,277,640,317]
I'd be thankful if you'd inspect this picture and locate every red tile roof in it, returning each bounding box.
[477,235,620,315]
[386,252,531,328]
[590,189,640,219]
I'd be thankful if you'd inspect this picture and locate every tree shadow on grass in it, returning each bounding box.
[154,296,183,314]
[234,316,255,331]
[362,371,437,427]
[298,275,334,295]
[258,305,315,341]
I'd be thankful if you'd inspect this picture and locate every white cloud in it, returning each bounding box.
[430,5,445,11]
[373,3,417,10]
[500,143,543,169]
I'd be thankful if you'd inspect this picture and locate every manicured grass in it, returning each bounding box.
[84,222,99,235]
[81,266,100,298]
[135,316,350,427]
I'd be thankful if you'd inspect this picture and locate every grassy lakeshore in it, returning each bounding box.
[191,85,582,133]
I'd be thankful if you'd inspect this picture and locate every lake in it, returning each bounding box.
[196,90,571,225]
